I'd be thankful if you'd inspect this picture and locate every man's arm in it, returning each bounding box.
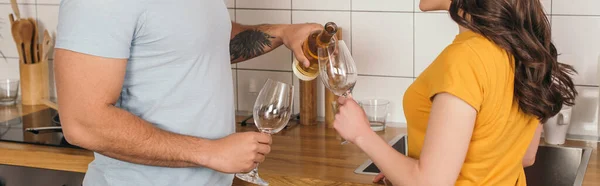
[229,21,321,65]
[54,49,271,173]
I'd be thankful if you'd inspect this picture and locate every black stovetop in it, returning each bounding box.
[0,108,80,149]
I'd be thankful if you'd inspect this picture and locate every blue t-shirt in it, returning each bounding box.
[55,0,235,185]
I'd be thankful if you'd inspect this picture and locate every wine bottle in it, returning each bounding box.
[293,22,338,81]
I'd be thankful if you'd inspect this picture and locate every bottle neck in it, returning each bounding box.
[317,22,338,46]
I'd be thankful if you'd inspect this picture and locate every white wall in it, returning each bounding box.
[0,0,598,137]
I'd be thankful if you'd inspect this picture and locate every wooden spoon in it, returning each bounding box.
[28,18,38,63]
[42,30,52,62]
[9,14,25,64]
[10,0,20,20]
[19,20,34,65]
[9,13,15,25]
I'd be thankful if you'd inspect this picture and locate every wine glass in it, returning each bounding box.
[235,79,294,186]
[318,40,357,145]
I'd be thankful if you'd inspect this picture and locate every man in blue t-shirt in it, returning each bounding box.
[53,0,319,185]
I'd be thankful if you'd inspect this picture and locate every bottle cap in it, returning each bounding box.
[292,58,318,81]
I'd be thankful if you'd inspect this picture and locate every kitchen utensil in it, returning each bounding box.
[359,99,391,132]
[25,126,62,134]
[42,30,51,62]
[235,79,294,186]
[20,20,35,64]
[9,0,33,64]
[543,106,572,145]
[10,0,20,20]
[0,79,19,106]
[10,14,25,64]
[9,13,14,25]
[29,18,39,63]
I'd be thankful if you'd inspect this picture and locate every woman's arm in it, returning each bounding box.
[334,93,476,185]
[523,123,543,167]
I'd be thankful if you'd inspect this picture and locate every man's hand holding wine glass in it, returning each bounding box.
[202,132,272,174]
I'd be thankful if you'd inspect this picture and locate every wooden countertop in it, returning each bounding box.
[1,104,600,185]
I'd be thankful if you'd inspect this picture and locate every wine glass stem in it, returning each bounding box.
[249,164,260,176]
[332,95,352,145]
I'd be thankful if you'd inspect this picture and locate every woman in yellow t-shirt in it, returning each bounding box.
[333,0,578,185]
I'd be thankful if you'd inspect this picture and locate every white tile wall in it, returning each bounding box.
[414,0,553,14]
[236,70,293,113]
[352,12,413,77]
[0,58,19,80]
[292,11,351,50]
[414,13,457,76]
[552,16,600,86]
[0,0,598,137]
[36,5,58,60]
[293,0,350,11]
[553,0,600,16]
[568,86,599,136]
[352,0,412,12]
[236,0,291,9]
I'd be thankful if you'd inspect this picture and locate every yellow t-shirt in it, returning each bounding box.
[404,30,539,185]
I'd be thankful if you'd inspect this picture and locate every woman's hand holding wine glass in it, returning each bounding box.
[318,39,358,144]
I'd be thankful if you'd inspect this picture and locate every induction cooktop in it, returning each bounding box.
[0,108,80,149]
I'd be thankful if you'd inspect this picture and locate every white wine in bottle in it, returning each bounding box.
[293,22,338,81]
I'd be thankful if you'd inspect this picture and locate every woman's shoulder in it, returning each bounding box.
[435,31,509,68]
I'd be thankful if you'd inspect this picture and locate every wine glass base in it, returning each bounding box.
[235,172,269,186]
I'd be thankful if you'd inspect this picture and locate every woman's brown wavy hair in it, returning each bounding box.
[448,0,577,123]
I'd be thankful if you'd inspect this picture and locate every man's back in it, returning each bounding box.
[56,0,235,185]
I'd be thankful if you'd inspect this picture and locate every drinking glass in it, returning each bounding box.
[318,40,357,144]
[0,79,19,106]
[359,99,390,132]
[235,79,294,186]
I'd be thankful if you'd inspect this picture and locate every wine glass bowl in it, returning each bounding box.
[318,40,357,97]
[236,79,294,186]
[254,103,292,134]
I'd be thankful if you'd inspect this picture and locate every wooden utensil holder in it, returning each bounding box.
[300,80,318,126]
[19,59,50,105]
